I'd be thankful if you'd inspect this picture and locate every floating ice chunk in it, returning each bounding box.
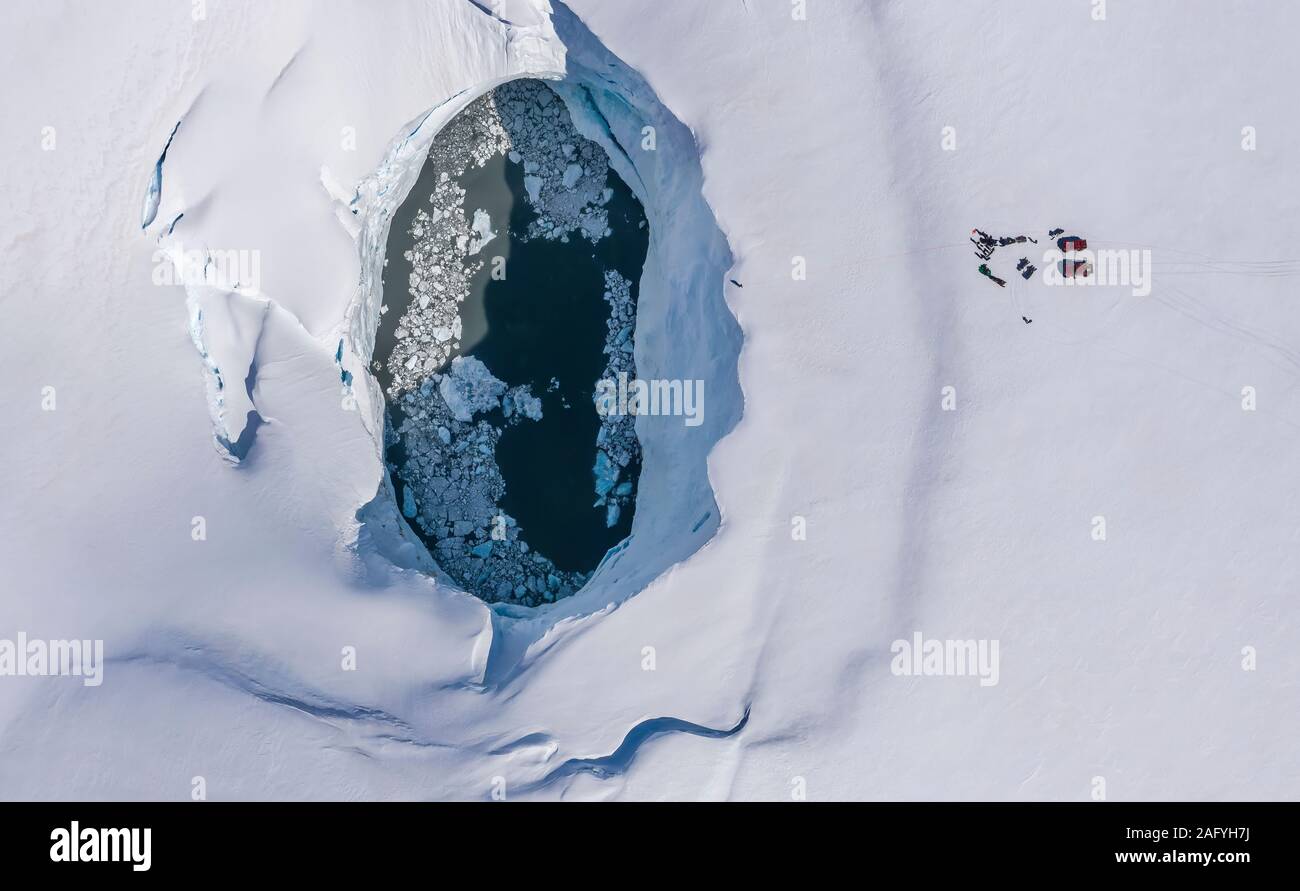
[524,175,543,205]
[502,385,543,421]
[593,449,619,497]
[401,487,417,518]
[438,355,506,422]
[467,208,496,255]
[562,163,584,189]
[518,394,542,420]
[605,502,620,528]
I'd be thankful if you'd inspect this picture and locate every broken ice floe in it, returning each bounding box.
[590,269,640,526]
[467,208,497,255]
[501,386,543,421]
[439,355,506,422]
[497,79,613,243]
[388,360,588,604]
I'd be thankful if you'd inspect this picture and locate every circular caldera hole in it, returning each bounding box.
[373,78,647,606]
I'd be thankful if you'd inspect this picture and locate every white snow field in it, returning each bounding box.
[1,0,1298,800]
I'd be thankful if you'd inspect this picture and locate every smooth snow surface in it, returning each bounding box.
[2,0,1298,801]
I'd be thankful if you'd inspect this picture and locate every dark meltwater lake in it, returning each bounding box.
[374,80,648,598]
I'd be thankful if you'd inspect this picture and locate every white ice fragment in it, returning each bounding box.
[467,208,496,255]
[593,449,619,497]
[524,175,543,205]
[438,355,506,422]
[502,386,543,421]
[516,392,542,420]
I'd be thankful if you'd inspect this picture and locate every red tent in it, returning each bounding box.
[1058,258,1092,278]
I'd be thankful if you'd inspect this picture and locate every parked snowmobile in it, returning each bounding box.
[978,264,1007,287]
